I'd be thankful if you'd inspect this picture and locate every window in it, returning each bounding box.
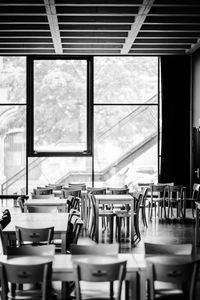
[27,56,93,156]
[94,57,159,190]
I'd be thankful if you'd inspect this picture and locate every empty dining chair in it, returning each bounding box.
[68,183,86,190]
[166,185,186,219]
[70,243,120,299]
[6,244,56,256]
[34,187,53,195]
[70,243,119,256]
[53,214,83,253]
[15,226,54,246]
[73,258,127,300]
[88,192,115,243]
[0,209,11,230]
[17,196,26,213]
[0,259,53,300]
[146,256,198,300]
[27,205,58,213]
[115,191,143,243]
[148,184,168,221]
[144,242,193,256]
[182,183,200,218]
[62,187,82,198]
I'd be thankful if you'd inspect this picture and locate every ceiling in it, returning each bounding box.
[1,0,200,56]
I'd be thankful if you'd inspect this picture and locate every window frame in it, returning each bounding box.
[27,55,93,157]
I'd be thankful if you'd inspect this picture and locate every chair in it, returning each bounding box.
[0,209,11,229]
[148,184,168,221]
[66,195,81,212]
[139,187,149,227]
[146,256,198,300]
[15,226,54,246]
[183,183,200,218]
[73,258,127,300]
[27,205,58,213]
[68,183,86,190]
[34,188,53,195]
[88,192,115,243]
[46,184,63,190]
[17,196,26,213]
[166,185,186,219]
[62,187,82,198]
[87,187,107,194]
[0,259,53,300]
[70,243,119,256]
[54,214,83,253]
[6,244,55,256]
[144,242,193,256]
[115,191,143,243]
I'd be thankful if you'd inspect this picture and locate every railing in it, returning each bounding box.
[1,94,158,193]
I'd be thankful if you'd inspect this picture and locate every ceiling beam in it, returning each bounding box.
[121,0,155,54]
[44,0,62,54]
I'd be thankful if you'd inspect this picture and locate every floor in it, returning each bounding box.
[1,203,198,299]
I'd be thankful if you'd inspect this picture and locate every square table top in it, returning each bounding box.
[2,213,69,233]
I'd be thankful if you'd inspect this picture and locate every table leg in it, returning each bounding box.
[95,200,99,243]
[195,204,199,248]
[130,199,135,245]
[61,233,66,254]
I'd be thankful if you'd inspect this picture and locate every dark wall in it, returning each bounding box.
[159,56,190,191]
[192,48,200,128]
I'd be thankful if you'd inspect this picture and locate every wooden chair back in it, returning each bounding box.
[144,242,193,256]
[109,187,129,194]
[17,196,25,213]
[27,205,58,213]
[62,188,81,198]
[68,183,86,190]
[70,243,119,256]
[0,260,52,300]
[15,226,54,246]
[66,215,83,250]
[87,187,106,194]
[73,259,126,300]
[146,257,198,300]
[6,244,55,256]
[34,188,53,195]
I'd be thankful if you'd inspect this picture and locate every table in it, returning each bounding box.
[2,213,69,253]
[24,198,67,212]
[94,194,135,244]
[0,253,142,300]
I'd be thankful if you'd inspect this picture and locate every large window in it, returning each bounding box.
[27,57,93,156]
[0,56,159,195]
[94,57,159,190]
[0,57,26,194]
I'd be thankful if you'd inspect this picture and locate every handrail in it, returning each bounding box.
[1,94,158,193]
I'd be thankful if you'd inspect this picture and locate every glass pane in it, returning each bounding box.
[0,106,26,194]
[0,57,26,104]
[94,57,158,104]
[28,157,92,192]
[34,59,87,152]
[94,106,158,190]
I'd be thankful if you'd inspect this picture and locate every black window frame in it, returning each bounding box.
[27,55,93,157]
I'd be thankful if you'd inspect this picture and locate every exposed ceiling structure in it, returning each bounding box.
[1,0,200,56]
